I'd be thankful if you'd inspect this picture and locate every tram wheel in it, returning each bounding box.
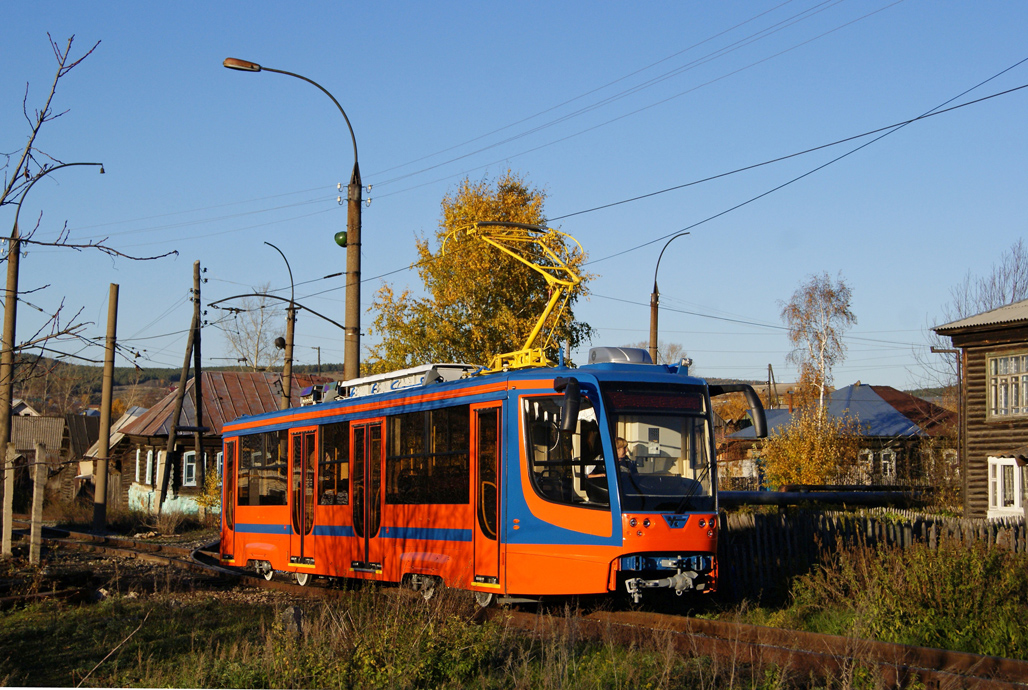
[262,568,274,581]
[473,591,495,608]
[293,572,311,587]
[409,574,439,601]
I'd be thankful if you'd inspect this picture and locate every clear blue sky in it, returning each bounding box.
[4,1,1026,390]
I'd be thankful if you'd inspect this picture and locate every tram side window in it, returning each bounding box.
[238,431,288,506]
[522,395,609,508]
[319,421,350,505]
[385,405,470,505]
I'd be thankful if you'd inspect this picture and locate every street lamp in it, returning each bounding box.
[223,57,362,382]
[649,232,689,364]
[2,162,103,556]
[265,242,295,411]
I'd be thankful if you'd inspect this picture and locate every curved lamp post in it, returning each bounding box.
[223,57,362,382]
[648,232,690,364]
[2,162,103,555]
[264,242,296,411]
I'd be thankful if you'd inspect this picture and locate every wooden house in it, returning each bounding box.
[80,406,148,511]
[119,371,331,515]
[935,298,1028,519]
[725,383,956,489]
[0,415,101,511]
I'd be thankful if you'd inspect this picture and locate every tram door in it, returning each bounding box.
[351,419,384,573]
[472,404,502,587]
[289,428,317,567]
[221,439,238,564]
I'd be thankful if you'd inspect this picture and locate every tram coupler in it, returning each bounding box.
[624,569,700,603]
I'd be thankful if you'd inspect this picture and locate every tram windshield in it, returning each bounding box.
[602,383,714,513]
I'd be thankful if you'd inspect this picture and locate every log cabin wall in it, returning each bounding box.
[948,325,1028,518]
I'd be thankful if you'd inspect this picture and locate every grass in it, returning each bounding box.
[730,538,1028,661]
[42,499,216,543]
[0,583,816,689]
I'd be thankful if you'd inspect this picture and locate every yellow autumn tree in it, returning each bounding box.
[366,172,593,373]
[759,407,865,486]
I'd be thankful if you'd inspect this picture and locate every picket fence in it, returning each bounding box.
[716,508,1028,600]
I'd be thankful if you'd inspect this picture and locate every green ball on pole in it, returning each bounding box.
[334,231,347,247]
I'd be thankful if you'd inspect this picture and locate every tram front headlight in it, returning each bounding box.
[642,518,650,528]
[629,518,637,528]
[698,518,706,528]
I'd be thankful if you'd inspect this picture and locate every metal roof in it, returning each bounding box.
[84,407,147,458]
[729,384,955,439]
[935,298,1028,333]
[9,415,100,457]
[121,371,333,439]
[11,417,65,453]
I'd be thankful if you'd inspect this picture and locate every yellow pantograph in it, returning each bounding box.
[443,221,583,373]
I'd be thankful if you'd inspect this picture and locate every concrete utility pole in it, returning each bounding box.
[265,243,295,411]
[30,441,46,565]
[223,58,362,381]
[649,232,690,364]
[92,283,118,531]
[156,261,202,515]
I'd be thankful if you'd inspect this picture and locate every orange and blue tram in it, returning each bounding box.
[219,347,766,604]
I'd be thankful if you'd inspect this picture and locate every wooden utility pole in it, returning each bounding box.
[93,283,118,531]
[1,225,22,557]
[192,267,205,510]
[155,262,201,515]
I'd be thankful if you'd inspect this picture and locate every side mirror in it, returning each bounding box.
[708,383,767,438]
[553,377,581,433]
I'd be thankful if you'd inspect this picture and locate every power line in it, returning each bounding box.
[584,73,1028,266]
[370,0,859,189]
[552,80,1028,223]
[365,0,819,182]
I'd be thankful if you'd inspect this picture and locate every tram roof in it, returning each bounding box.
[222,357,709,435]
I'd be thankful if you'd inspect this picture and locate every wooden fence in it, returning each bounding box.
[717,508,1028,600]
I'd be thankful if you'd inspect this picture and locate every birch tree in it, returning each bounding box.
[781,272,856,410]
[221,283,284,371]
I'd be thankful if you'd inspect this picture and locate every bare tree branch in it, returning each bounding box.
[916,239,1028,389]
[11,235,178,262]
[3,35,97,208]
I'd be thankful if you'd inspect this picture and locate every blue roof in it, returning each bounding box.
[827,384,922,437]
[730,383,930,439]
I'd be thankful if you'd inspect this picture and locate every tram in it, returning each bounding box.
[219,346,767,604]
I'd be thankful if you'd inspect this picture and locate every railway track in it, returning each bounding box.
[11,524,1028,689]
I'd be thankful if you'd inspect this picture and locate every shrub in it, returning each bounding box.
[759,407,864,486]
[783,539,1028,659]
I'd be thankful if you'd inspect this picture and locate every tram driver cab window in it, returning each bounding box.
[522,394,611,509]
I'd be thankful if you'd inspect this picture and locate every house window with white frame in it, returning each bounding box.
[880,448,897,481]
[987,456,1023,518]
[989,353,1028,417]
[145,449,154,485]
[859,448,898,483]
[135,449,142,482]
[182,451,197,487]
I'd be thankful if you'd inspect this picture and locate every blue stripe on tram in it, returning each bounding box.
[236,523,292,535]
[381,526,472,542]
[313,525,356,537]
